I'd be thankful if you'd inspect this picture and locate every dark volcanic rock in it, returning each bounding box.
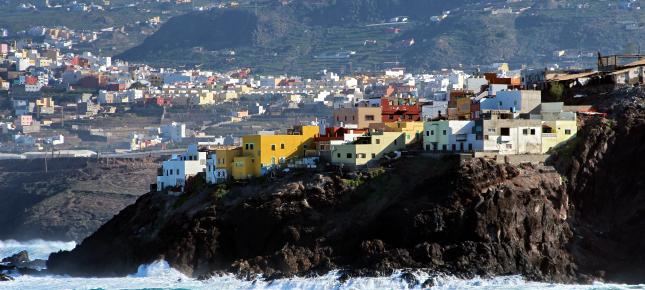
[2,251,29,265]
[551,87,645,283]
[45,87,645,283]
[48,154,575,282]
[0,273,13,281]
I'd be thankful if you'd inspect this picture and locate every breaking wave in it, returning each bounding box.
[2,241,645,289]
[0,240,76,261]
[4,260,645,290]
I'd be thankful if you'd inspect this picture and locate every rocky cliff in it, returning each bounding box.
[47,88,645,283]
[550,87,645,283]
[48,155,575,282]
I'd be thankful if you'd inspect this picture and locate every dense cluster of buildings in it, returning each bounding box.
[155,67,588,192]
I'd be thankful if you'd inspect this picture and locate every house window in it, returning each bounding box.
[442,144,447,151]
[506,144,512,149]
[337,153,341,158]
[451,144,456,151]
[281,144,285,149]
[394,140,398,145]
[431,130,435,136]
[522,129,528,135]
[376,139,380,144]
[565,129,572,135]
[346,153,352,158]
[365,115,375,121]
[488,128,496,133]
[426,131,430,137]
[468,143,473,151]
[271,144,276,151]
[443,130,447,135]
[530,129,536,135]
[344,116,347,121]
[500,128,510,136]
[371,153,376,158]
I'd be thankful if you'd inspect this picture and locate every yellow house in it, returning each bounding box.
[233,125,319,179]
[541,120,577,153]
[238,85,253,94]
[219,90,238,102]
[198,91,215,105]
[371,121,425,145]
[36,97,54,108]
[215,147,242,174]
[331,131,406,167]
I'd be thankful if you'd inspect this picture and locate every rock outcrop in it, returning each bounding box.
[550,87,645,283]
[46,87,645,284]
[48,155,575,282]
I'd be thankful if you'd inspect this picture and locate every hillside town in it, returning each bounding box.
[1,34,640,191]
[152,55,644,191]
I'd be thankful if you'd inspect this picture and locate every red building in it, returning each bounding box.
[380,97,421,122]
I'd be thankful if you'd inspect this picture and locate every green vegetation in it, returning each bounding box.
[211,184,229,200]
[549,83,565,101]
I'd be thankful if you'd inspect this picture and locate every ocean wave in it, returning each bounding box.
[1,241,645,290]
[0,240,76,261]
[3,259,645,290]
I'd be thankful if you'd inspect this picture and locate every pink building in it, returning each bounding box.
[0,43,8,55]
[16,115,33,127]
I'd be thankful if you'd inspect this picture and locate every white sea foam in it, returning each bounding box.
[0,240,76,261]
[3,261,645,290]
[2,240,645,290]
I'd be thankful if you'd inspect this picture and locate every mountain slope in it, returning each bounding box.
[117,0,645,73]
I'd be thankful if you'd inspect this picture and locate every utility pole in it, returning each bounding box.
[44,145,48,173]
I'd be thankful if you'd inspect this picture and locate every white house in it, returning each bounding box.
[479,90,542,114]
[421,101,448,120]
[160,122,186,143]
[156,145,207,191]
[423,120,482,152]
[205,153,228,184]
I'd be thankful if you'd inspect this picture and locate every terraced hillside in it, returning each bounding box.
[117,0,645,74]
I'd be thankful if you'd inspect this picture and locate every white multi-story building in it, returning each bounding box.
[156,145,207,191]
[160,122,186,143]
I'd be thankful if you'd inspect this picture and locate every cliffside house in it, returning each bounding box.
[156,144,208,191]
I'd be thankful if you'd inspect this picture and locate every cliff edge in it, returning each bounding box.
[48,155,575,282]
[47,88,645,284]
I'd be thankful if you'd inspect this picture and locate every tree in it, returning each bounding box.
[549,82,565,101]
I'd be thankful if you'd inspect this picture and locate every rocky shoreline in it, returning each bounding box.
[43,88,645,284]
